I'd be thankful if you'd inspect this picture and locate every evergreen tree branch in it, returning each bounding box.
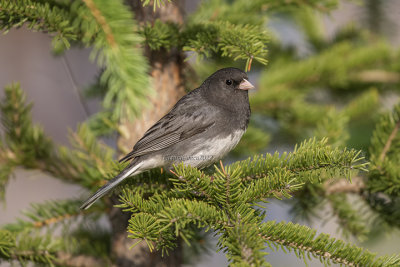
[0,0,76,48]
[260,221,400,266]
[3,199,101,233]
[257,41,391,94]
[327,193,369,239]
[183,21,268,71]
[324,176,365,195]
[82,0,116,48]
[378,120,400,165]
[141,20,269,71]
[368,104,400,195]
[0,158,15,202]
[350,70,400,83]
[76,0,151,121]
[0,229,106,267]
[48,124,116,189]
[231,138,367,185]
[189,0,338,26]
[124,139,368,264]
[0,83,53,168]
[221,222,269,266]
[0,230,61,266]
[0,84,115,189]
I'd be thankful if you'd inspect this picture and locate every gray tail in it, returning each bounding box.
[80,159,144,210]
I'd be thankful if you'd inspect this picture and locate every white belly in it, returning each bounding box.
[177,130,244,168]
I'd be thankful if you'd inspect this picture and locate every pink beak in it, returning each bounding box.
[239,79,255,90]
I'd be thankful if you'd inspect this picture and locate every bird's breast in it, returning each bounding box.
[163,130,245,169]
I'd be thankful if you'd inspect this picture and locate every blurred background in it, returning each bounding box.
[1,0,400,266]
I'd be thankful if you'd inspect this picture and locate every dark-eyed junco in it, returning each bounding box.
[80,67,254,209]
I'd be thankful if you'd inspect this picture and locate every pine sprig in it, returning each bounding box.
[3,199,98,233]
[327,193,369,240]
[74,0,151,121]
[220,223,269,267]
[141,20,269,71]
[0,230,15,258]
[0,231,61,266]
[368,104,400,195]
[169,164,215,203]
[230,138,367,185]
[122,138,368,265]
[141,20,180,51]
[261,220,400,267]
[0,83,53,168]
[258,41,391,92]
[52,124,115,188]
[189,0,338,26]
[0,160,15,202]
[0,0,75,48]
[183,21,268,71]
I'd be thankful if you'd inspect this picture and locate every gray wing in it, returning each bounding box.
[119,96,216,162]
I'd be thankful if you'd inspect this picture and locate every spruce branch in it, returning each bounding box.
[378,120,400,165]
[75,0,151,121]
[258,41,391,92]
[261,221,400,267]
[0,0,75,48]
[0,84,118,190]
[0,230,14,258]
[221,222,269,267]
[0,230,61,266]
[327,193,369,239]
[50,124,116,188]
[183,21,268,71]
[3,199,100,233]
[123,138,368,265]
[368,104,400,195]
[231,138,367,185]
[0,83,53,168]
[342,88,380,120]
[169,166,215,203]
[0,159,15,202]
[189,0,338,26]
[0,231,105,267]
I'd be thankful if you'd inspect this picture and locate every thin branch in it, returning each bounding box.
[31,208,97,229]
[56,252,106,267]
[61,55,90,118]
[351,70,400,83]
[324,176,365,195]
[260,233,354,266]
[378,120,400,163]
[82,0,117,48]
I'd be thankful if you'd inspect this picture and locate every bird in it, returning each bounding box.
[80,67,254,210]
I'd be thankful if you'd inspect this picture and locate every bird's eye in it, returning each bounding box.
[226,80,232,85]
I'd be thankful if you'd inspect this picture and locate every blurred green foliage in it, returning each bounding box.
[1,0,400,266]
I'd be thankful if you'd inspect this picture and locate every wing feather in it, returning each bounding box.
[119,96,216,163]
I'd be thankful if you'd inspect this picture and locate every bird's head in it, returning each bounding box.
[207,67,255,93]
[201,68,255,111]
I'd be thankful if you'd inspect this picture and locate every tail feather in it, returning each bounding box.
[80,160,144,210]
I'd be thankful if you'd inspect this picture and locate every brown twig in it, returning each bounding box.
[57,252,106,267]
[324,176,365,195]
[378,120,400,164]
[83,0,117,48]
